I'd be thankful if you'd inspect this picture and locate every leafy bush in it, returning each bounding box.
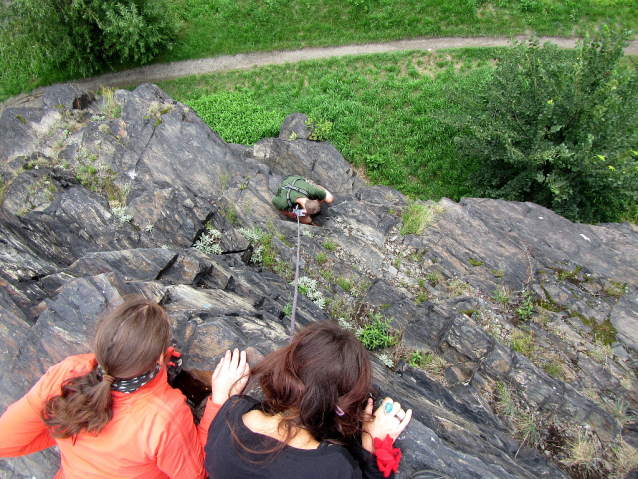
[454,26,638,223]
[2,0,177,88]
[187,92,285,145]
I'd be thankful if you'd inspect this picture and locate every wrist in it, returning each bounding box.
[210,394,228,406]
[362,433,374,453]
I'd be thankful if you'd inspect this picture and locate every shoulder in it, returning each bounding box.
[217,395,259,418]
[43,354,96,385]
[26,354,96,405]
[208,395,258,435]
[319,445,361,469]
[300,180,326,200]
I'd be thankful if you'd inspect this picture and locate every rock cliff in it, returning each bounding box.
[1,83,637,478]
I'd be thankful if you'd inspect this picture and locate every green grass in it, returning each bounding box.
[165,0,638,63]
[3,0,638,102]
[159,49,502,201]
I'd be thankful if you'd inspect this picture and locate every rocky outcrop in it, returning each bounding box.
[0,83,636,479]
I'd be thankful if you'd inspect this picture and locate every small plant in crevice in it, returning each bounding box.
[193,227,222,255]
[560,430,604,476]
[98,86,121,118]
[282,302,292,317]
[446,278,472,296]
[517,290,534,320]
[238,226,263,244]
[509,329,536,359]
[491,267,505,278]
[415,292,429,305]
[356,312,396,351]
[319,268,336,282]
[111,205,133,224]
[543,358,564,379]
[220,171,231,191]
[337,316,356,331]
[305,117,333,141]
[238,227,274,266]
[409,351,427,368]
[603,280,627,298]
[376,352,394,368]
[587,340,614,367]
[407,350,446,376]
[494,381,518,419]
[602,398,632,425]
[492,285,511,306]
[220,204,238,225]
[292,276,326,309]
[468,257,483,266]
[610,440,638,478]
[494,381,543,451]
[400,201,445,235]
[315,251,327,264]
[337,277,354,293]
[323,238,337,251]
[425,270,443,285]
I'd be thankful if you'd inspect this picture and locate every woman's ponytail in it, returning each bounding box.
[41,297,170,438]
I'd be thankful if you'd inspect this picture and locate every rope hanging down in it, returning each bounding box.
[289,206,305,340]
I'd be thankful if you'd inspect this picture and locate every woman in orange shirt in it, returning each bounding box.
[0,296,249,479]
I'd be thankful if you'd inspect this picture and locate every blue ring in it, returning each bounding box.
[384,402,393,413]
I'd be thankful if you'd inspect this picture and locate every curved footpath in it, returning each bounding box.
[77,36,638,90]
[4,36,638,110]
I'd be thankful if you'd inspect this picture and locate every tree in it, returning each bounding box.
[454,26,638,223]
[10,0,178,78]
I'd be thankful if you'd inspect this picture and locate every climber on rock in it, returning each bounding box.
[272,175,334,225]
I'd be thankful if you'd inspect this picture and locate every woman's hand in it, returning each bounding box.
[211,349,250,405]
[361,397,412,452]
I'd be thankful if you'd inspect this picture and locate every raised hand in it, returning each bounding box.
[211,349,250,405]
[362,397,412,452]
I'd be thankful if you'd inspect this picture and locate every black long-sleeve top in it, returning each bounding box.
[204,395,391,479]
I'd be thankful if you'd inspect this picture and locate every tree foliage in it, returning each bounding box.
[8,0,178,78]
[455,26,638,223]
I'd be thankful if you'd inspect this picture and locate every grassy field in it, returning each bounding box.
[166,0,638,62]
[158,48,503,202]
[2,0,638,101]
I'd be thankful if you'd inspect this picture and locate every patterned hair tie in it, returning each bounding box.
[97,364,161,394]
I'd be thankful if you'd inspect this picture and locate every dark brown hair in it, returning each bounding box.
[41,296,171,438]
[305,200,321,216]
[236,321,373,455]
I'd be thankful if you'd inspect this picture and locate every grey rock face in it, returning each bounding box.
[1,84,637,479]
[279,112,312,140]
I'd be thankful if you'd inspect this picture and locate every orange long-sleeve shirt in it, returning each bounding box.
[0,354,222,479]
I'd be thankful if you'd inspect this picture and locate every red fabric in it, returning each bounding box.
[373,435,402,478]
[0,354,222,479]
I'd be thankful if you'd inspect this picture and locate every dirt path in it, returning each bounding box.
[4,36,638,109]
[73,36,638,90]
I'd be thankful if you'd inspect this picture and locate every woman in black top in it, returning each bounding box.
[205,321,412,478]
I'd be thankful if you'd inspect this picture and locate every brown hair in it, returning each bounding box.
[304,200,321,216]
[41,296,171,438]
[234,321,373,455]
